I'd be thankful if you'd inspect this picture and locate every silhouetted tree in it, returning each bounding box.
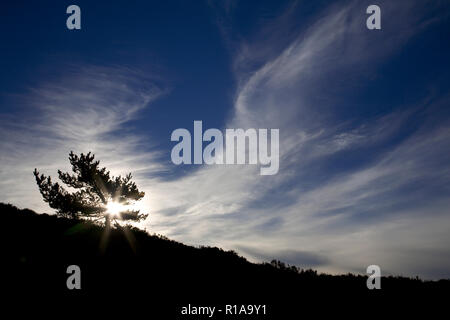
[33,151,148,227]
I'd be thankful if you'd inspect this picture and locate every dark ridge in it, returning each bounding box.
[2,202,448,316]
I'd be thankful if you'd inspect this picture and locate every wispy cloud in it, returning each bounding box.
[0,65,166,211]
[144,0,450,279]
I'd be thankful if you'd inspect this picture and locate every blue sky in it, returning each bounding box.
[1,0,450,279]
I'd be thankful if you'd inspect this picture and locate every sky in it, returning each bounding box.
[1,0,450,279]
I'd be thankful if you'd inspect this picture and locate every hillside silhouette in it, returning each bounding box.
[2,202,449,317]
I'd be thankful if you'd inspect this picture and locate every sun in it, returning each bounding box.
[106,201,126,217]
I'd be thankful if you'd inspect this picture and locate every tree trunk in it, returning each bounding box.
[105,215,111,229]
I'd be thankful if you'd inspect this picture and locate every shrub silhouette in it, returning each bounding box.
[2,202,449,316]
[33,151,147,227]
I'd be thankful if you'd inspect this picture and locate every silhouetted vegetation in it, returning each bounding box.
[2,203,448,316]
[33,151,147,228]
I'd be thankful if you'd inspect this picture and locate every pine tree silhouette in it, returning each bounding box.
[33,151,148,227]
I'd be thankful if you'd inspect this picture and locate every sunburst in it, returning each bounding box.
[105,200,127,217]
